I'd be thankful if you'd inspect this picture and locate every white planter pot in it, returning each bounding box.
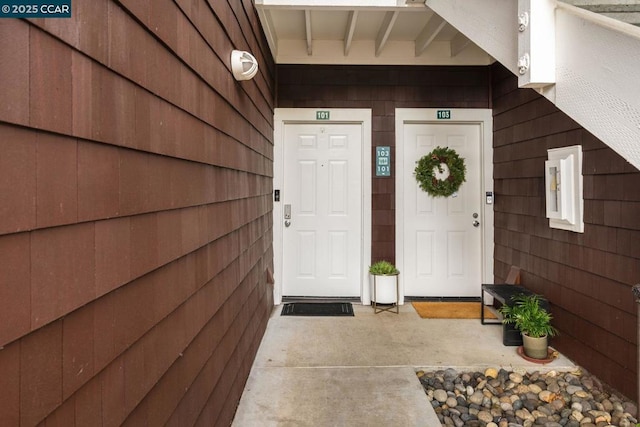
[370,273,398,304]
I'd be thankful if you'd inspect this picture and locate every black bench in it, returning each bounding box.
[480,284,539,325]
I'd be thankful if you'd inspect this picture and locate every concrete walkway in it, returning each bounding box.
[232,303,576,426]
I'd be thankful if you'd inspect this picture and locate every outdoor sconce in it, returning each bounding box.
[545,145,584,233]
[231,50,259,81]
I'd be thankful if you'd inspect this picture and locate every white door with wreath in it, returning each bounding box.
[398,119,484,297]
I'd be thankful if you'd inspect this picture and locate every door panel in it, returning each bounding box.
[282,123,362,297]
[403,123,482,297]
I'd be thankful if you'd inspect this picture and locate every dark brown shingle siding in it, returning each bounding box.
[492,62,639,401]
[0,1,274,425]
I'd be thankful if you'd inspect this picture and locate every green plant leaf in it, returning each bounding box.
[369,260,399,275]
[498,294,558,338]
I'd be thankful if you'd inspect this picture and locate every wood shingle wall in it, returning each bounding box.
[492,63,639,401]
[0,0,274,425]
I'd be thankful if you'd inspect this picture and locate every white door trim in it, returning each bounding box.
[273,108,372,305]
[395,108,494,302]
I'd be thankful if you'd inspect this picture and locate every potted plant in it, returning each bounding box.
[499,294,558,359]
[369,260,399,304]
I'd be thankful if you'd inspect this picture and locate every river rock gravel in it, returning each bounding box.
[416,367,638,427]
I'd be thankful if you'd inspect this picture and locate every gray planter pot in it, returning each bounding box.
[522,334,548,359]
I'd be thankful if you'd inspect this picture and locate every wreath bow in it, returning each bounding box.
[414,146,466,197]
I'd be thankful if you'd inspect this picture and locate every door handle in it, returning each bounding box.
[284,220,291,227]
[472,212,480,227]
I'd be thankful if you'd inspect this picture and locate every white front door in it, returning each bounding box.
[401,122,483,297]
[282,123,362,297]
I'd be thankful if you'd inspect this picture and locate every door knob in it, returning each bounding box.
[473,220,480,227]
[284,220,291,227]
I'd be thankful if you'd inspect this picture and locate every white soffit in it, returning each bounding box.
[425,0,518,74]
[254,0,493,65]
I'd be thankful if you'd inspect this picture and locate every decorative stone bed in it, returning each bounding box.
[417,367,638,427]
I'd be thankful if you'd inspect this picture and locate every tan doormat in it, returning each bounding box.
[411,301,498,319]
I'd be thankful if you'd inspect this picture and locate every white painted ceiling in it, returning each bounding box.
[254,0,494,65]
[254,1,639,65]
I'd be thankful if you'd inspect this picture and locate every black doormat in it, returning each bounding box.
[281,302,354,316]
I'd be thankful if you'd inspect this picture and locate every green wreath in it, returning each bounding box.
[414,146,466,197]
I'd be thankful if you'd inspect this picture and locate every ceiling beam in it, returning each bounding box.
[450,32,471,56]
[256,8,278,57]
[415,13,446,56]
[375,10,399,56]
[344,10,359,56]
[305,9,313,55]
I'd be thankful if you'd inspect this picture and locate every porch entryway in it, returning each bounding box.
[231,304,576,426]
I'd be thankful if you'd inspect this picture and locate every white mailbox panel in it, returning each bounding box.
[545,146,583,233]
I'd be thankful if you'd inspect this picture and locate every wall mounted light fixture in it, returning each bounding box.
[231,50,259,81]
[545,145,584,233]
